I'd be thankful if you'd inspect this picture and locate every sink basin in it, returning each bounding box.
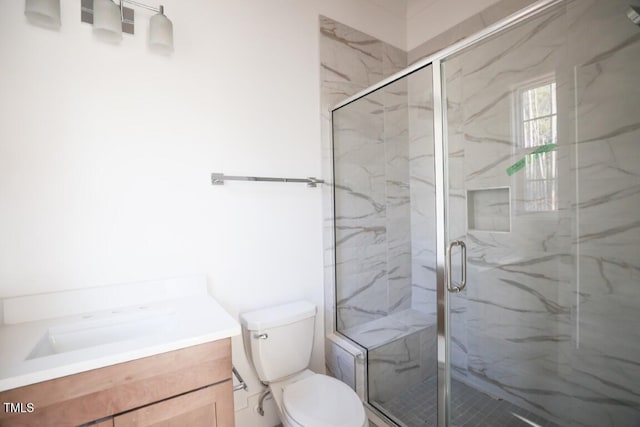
[0,276,242,393]
[26,306,176,360]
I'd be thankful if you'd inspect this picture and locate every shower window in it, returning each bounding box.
[516,76,558,211]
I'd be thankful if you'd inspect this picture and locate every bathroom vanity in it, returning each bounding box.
[0,339,233,427]
[0,277,240,427]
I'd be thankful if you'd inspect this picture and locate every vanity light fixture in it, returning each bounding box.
[81,0,174,54]
[25,0,61,29]
[92,0,123,43]
[628,5,640,26]
[148,5,173,54]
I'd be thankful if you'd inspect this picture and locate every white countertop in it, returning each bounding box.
[0,276,240,392]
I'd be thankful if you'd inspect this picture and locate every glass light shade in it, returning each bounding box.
[628,5,640,26]
[149,12,173,55]
[25,0,61,29]
[93,0,122,43]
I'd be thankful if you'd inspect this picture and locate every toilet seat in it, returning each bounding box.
[281,374,366,427]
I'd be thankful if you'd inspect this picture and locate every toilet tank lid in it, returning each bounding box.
[241,301,316,331]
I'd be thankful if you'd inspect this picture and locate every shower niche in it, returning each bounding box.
[466,188,510,232]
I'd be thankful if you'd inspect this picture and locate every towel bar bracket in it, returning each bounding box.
[232,366,248,392]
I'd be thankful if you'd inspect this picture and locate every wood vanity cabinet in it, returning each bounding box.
[0,339,234,427]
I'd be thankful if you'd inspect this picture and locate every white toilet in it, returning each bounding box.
[241,300,366,427]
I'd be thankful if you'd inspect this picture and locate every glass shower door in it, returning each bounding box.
[442,1,640,426]
[332,65,439,426]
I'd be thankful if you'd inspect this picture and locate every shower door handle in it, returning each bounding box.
[446,240,467,293]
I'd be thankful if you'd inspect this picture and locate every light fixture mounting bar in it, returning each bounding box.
[121,0,163,14]
[80,0,173,53]
[81,0,134,34]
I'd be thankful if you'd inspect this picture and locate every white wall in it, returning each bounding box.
[323,0,407,50]
[0,1,404,426]
[406,0,502,50]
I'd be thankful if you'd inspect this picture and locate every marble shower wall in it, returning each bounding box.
[569,1,640,425]
[323,2,639,425]
[443,6,574,422]
[319,15,408,392]
[408,68,437,317]
[322,16,410,332]
[324,0,545,340]
[443,1,640,425]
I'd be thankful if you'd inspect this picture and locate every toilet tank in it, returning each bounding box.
[240,301,316,383]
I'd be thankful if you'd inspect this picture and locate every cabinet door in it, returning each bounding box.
[86,419,115,427]
[114,381,234,427]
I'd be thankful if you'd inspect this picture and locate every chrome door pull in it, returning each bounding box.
[253,333,268,340]
[446,240,467,293]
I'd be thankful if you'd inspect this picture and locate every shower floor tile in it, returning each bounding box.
[375,377,561,427]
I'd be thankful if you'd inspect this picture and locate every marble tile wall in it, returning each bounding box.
[368,324,437,405]
[325,334,357,391]
[567,1,640,425]
[407,67,437,317]
[345,309,438,405]
[320,0,551,356]
[443,5,572,405]
[323,1,640,426]
[442,1,640,425]
[384,77,412,315]
[320,16,410,333]
[318,16,411,404]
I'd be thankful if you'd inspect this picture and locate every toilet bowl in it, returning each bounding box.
[240,301,366,427]
[270,370,366,427]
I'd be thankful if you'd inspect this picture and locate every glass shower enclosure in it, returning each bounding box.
[331,0,640,426]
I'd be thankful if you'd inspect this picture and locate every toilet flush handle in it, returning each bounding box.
[254,333,268,340]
